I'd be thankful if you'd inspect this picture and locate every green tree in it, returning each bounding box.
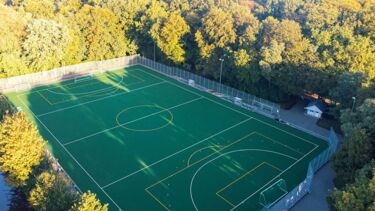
[329,72,366,110]
[341,98,375,136]
[330,161,375,211]
[0,112,45,187]
[71,191,108,211]
[22,19,70,72]
[332,129,374,187]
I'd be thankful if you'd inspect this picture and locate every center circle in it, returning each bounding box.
[116,105,173,132]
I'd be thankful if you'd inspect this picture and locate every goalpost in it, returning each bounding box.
[74,72,94,83]
[259,179,288,209]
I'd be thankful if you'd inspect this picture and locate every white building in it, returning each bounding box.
[304,100,326,119]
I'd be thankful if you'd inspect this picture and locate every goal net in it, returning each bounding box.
[259,179,288,209]
[74,72,94,83]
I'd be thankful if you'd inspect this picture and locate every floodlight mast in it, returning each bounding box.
[219,58,224,83]
[352,96,356,112]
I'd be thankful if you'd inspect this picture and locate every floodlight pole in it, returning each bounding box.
[219,58,224,84]
[351,96,356,112]
[153,42,156,62]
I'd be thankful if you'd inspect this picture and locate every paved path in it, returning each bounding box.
[279,100,339,211]
[292,162,335,211]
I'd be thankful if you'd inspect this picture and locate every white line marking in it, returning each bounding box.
[16,95,124,211]
[18,67,140,95]
[136,66,319,148]
[36,81,166,117]
[189,147,317,211]
[63,97,203,146]
[229,146,318,210]
[101,118,252,189]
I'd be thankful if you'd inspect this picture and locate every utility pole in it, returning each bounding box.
[352,96,356,112]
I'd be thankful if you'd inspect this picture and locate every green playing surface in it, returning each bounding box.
[5,65,328,211]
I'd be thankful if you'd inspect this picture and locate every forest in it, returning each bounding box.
[0,0,375,210]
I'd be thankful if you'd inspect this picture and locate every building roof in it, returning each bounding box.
[305,100,327,112]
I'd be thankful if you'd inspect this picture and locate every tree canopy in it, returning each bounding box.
[0,112,45,187]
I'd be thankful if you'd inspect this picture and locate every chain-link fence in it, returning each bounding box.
[0,55,138,93]
[1,55,339,210]
[137,56,281,118]
[261,128,339,211]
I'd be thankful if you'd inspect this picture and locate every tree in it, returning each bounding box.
[150,12,190,63]
[195,7,236,58]
[0,112,45,187]
[75,5,136,61]
[329,72,366,110]
[71,191,108,211]
[21,0,55,19]
[341,98,375,136]
[22,19,70,72]
[56,15,86,66]
[0,5,28,78]
[28,171,78,211]
[330,161,375,211]
[28,171,56,210]
[332,129,374,187]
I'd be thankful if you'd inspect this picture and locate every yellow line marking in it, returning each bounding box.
[216,192,236,207]
[264,162,283,172]
[216,162,266,196]
[145,189,170,211]
[145,132,256,210]
[216,162,282,207]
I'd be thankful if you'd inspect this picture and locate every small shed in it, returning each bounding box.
[304,100,326,118]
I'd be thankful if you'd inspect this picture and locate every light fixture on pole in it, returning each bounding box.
[351,96,356,112]
[219,58,224,84]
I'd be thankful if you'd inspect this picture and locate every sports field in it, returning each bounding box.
[6,65,328,210]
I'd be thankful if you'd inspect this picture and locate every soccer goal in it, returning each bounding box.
[74,72,94,83]
[259,179,288,209]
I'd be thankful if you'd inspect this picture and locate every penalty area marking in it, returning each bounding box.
[35,81,166,117]
[190,148,316,211]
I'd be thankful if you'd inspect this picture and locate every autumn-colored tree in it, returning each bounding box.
[150,12,190,63]
[195,7,236,58]
[0,112,45,187]
[75,5,136,61]
[22,19,70,72]
[71,191,108,211]
[0,5,28,78]
[21,0,55,19]
[28,171,78,211]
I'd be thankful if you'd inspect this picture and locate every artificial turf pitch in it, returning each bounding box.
[6,65,328,211]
